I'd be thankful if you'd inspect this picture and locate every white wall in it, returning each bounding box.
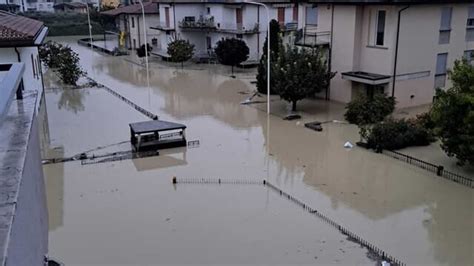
[0,47,43,95]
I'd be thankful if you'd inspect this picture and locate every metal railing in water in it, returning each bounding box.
[382,149,473,188]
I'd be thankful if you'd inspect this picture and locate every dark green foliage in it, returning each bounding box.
[167,39,195,68]
[22,11,114,36]
[345,93,396,125]
[136,44,153,58]
[256,19,281,94]
[39,41,85,86]
[214,38,249,74]
[39,41,63,68]
[273,46,335,111]
[431,59,474,165]
[366,117,436,151]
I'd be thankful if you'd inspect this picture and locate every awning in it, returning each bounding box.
[341,71,391,85]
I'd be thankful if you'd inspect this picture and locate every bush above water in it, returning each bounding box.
[344,94,396,126]
[366,115,435,151]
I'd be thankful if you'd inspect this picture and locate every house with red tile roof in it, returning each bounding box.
[0,11,48,101]
[102,1,160,50]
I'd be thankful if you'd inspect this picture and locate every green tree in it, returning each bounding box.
[167,39,195,68]
[214,38,249,75]
[39,41,85,86]
[273,46,335,112]
[344,93,396,141]
[256,19,281,94]
[57,45,86,86]
[431,59,474,165]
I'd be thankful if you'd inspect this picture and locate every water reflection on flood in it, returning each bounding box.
[42,36,473,266]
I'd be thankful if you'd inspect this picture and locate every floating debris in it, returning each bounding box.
[305,121,323,131]
[284,114,301,120]
[344,141,353,149]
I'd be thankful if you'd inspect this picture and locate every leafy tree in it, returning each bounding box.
[136,43,153,58]
[273,45,335,112]
[167,39,195,68]
[344,93,396,141]
[256,19,281,94]
[39,41,63,69]
[214,38,249,75]
[39,41,85,86]
[431,59,474,165]
[56,45,86,85]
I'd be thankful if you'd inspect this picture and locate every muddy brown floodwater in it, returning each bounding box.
[41,36,473,265]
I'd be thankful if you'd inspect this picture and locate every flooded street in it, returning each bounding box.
[42,37,473,265]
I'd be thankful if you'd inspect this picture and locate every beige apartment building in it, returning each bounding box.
[302,0,474,107]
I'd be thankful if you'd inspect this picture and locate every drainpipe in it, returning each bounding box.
[392,5,409,97]
[14,47,23,99]
[326,4,334,101]
[173,4,177,39]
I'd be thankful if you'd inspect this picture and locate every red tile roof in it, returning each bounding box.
[0,11,45,45]
[102,2,159,16]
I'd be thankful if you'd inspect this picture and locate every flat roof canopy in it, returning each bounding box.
[341,71,391,85]
[129,120,186,134]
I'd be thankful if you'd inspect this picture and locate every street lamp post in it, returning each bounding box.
[245,1,270,114]
[79,2,93,50]
[137,0,149,74]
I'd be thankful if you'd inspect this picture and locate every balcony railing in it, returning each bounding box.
[150,21,174,31]
[280,22,298,32]
[179,16,216,30]
[217,22,259,34]
[295,28,331,47]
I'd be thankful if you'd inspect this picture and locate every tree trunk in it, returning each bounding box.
[181,61,184,69]
[231,65,234,75]
[292,101,297,112]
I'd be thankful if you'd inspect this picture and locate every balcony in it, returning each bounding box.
[217,22,259,34]
[280,22,298,32]
[179,16,217,31]
[295,28,331,47]
[179,16,258,34]
[150,21,174,32]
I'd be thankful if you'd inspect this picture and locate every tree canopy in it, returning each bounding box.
[214,38,249,74]
[39,41,85,86]
[256,19,281,94]
[167,39,195,68]
[273,46,335,111]
[431,59,474,165]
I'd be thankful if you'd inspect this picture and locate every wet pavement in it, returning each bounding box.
[42,36,473,265]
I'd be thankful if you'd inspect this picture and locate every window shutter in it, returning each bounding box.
[436,53,448,75]
[440,7,452,30]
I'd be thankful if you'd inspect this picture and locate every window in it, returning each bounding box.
[467,6,474,42]
[293,5,298,22]
[133,39,136,49]
[206,36,211,50]
[207,7,210,15]
[439,7,452,44]
[435,53,448,88]
[131,17,135,28]
[464,50,474,65]
[376,10,386,46]
[305,5,318,25]
[467,6,474,26]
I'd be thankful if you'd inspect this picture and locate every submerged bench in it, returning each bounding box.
[129,120,187,151]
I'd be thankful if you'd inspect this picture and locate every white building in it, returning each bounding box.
[296,0,474,108]
[151,0,303,62]
[0,11,49,266]
[102,1,161,50]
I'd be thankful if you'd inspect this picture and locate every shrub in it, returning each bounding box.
[39,41,85,86]
[366,117,435,151]
[345,93,396,125]
[214,38,249,74]
[167,39,195,68]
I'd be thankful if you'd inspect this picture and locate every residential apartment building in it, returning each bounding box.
[102,1,160,50]
[150,0,304,61]
[311,0,474,107]
[0,11,49,266]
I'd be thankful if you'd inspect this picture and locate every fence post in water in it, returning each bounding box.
[436,165,444,176]
[172,176,177,184]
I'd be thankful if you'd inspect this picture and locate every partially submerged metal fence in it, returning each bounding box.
[382,149,473,189]
[174,177,406,266]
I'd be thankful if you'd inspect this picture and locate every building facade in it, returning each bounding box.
[102,2,160,50]
[0,11,49,266]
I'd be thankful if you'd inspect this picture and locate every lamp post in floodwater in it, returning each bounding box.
[137,0,149,75]
[78,2,93,50]
[245,1,270,114]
